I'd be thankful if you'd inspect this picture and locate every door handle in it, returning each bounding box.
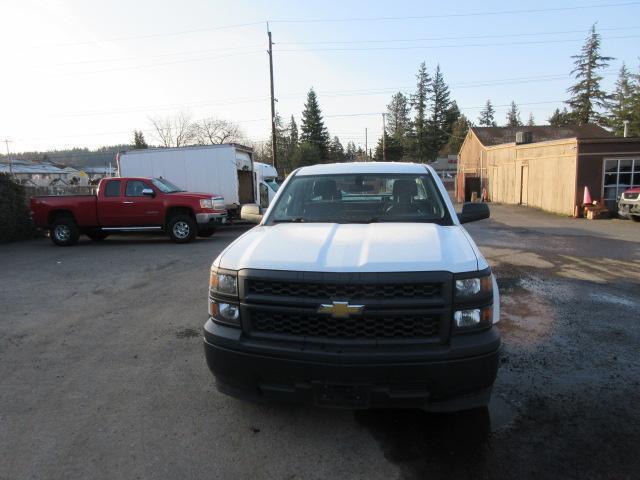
[122,201,134,204]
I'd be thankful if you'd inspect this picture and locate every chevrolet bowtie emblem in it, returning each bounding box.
[317,301,364,319]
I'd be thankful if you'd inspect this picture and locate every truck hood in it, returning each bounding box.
[167,192,222,199]
[217,223,482,273]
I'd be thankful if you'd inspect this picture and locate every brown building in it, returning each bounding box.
[456,125,640,216]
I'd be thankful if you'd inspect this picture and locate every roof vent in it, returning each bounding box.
[516,131,533,144]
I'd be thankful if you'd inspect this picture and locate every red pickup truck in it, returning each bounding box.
[31,177,227,246]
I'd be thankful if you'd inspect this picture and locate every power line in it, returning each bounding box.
[35,21,267,48]
[277,25,640,45]
[278,35,640,53]
[269,2,640,23]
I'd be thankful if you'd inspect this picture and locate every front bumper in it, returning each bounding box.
[196,212,227,226]
[203,319,500,411]
[618,200,640,218]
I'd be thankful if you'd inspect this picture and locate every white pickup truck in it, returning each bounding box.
[204,162,500,411]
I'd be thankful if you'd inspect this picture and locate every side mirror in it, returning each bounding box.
[241,203,263,223]
[458,202,490,224]
[142,188,155,197]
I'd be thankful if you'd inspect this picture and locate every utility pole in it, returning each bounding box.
[3,139,13,175]
[365,128,368,162]
[381,113,386,162]
[267,25,278,171]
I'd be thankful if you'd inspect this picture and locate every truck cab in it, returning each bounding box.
[204,162,499,411]
[253,162,280,209]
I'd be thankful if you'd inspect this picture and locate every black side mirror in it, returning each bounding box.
[458,202,490,224]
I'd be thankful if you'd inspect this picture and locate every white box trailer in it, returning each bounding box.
[117,144,258,218]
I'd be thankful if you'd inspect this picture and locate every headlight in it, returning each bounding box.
[455,275,492,299]
[454,306,493,329]
[200,198,214,209]
[208,299,240,326]
[209,270,238,296]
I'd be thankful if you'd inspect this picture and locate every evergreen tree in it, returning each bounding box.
[300,88,330,160]
[548,107,572,126]
[374,133,404,161]
[386,92,411,139]
[289,115,299,146]
[566,24,614,125]
[442,115,471,155]
[607,63,636,136]
[133,130,148,149]
[630,65,640,136]
[427,64,452,159]
[328,136,345,162]
[409,62,432,162]
[291,141,322,168]
[345,141,357,161]
[527,113,535,126]
[506,101,523,127]
[478,100,497,127]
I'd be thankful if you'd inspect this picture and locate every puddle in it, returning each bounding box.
[356,397,517,479]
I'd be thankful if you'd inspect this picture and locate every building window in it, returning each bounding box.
[603,158,640,208]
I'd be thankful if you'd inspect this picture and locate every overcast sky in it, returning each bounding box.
[1,0,639,153]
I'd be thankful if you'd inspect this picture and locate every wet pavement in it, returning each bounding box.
[1,205,639,479]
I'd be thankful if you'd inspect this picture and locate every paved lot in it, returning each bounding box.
[1,205,639,480]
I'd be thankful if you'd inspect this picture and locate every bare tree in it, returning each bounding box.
[149,111,196,147]
[193,117,244,145]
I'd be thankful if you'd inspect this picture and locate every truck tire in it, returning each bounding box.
[168,214,196,243]
[632,215,640,222]
[86,229,109,241]
[50,216,80,246]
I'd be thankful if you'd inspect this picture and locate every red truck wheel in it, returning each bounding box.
[168,215,196,243]
[50,216,80,246]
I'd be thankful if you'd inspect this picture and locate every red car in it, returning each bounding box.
[30,177,226,246]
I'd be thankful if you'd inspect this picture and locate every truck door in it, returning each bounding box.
[121,180,163,226]
[98,179,125,226]
[259,182,269,209]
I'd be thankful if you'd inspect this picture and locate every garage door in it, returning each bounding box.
[603,158,640,210]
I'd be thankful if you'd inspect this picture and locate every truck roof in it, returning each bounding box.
[295,162,431,176]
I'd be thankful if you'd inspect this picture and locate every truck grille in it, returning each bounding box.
[250,310,440,340]
[247,280,441,300]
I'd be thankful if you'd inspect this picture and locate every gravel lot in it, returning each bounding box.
[1,204,639,480]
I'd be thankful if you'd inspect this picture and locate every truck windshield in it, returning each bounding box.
[265,178,280,192]
[151,177,184,193]
[267,173,451,225]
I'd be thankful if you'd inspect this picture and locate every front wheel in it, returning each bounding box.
[50,216,80,246]
[632,215,640,222]
[168,215,197,243]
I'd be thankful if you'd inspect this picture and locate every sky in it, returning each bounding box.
[1,0,639,155]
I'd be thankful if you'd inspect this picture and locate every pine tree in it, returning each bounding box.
[506,101,522,127]
[630,65,640,136]
[300,88,330,160]
[566,24,614,125]
[442,115,471,155]
[607,63,635,136]
[328,136,345,162]
[409,62,432,162]
[478,100,497,127]
[133,130,148,149]
[386,92,411,139]
[289,115,299,146]
[345,141,357,161]
[548,107,572,126]
[527,113,535,126]
[374,133,403,162]
[427,64,452,159]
